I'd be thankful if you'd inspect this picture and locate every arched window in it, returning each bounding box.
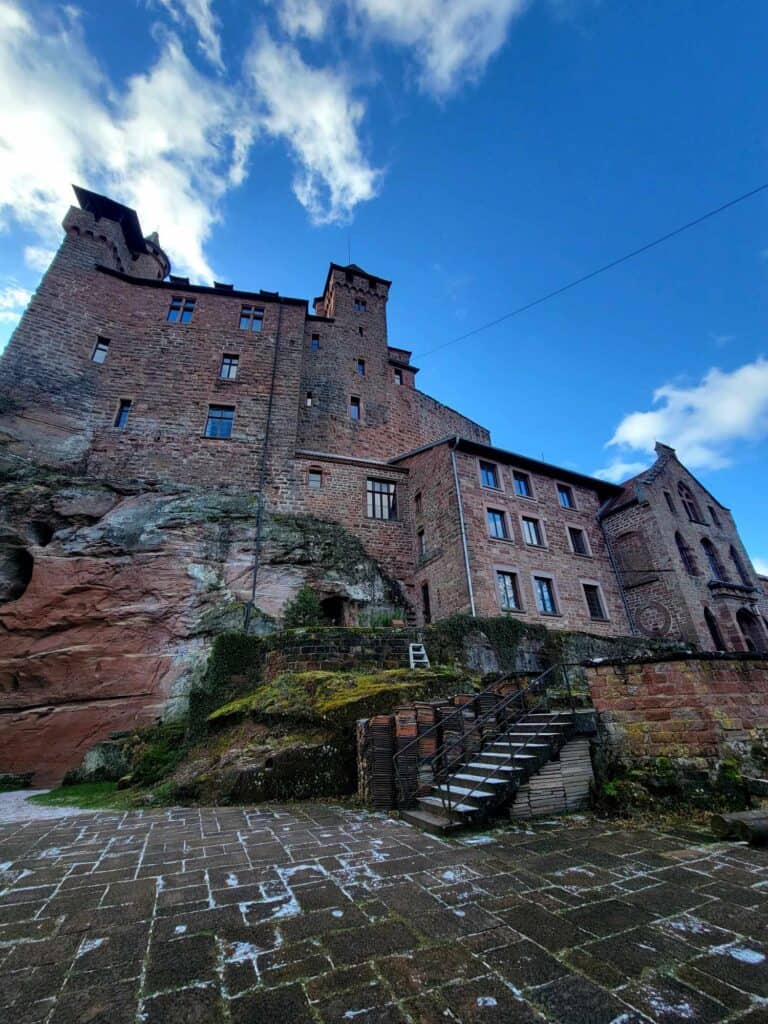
[737,608,765,653]
[675,532,697,575]
[701,538,727,582]
[678,482,703,523]
[730,546,751,587]
[704,607,726,651]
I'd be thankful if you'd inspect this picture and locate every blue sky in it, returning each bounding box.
[1,1,767,568]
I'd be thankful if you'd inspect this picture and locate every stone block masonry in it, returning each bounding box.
[587,653,768,763]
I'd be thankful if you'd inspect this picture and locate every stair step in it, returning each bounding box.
[418,796,476,815]
[400,808,463,835]
[466,762,524,773]
[490,742,550,749]
[477,751,538,760]
[451,773,508,786]
[431,783,495,799]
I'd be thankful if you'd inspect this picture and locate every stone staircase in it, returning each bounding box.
[400,710,576,834]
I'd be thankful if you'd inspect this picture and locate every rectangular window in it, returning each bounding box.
[664,492,677,515]
[513,471,532,498]
[239,305,264,331]
[354,299,367,313]
[568,526,588,556]
[311,334,320,350]
[204,405,234,439]
[114,399,131,428]
[305,391,313,407]
[534,576,557,615]
[522,517,543,546]
[219,354,239,380]
[414,491,422,517]
[497,571,521,611]
[583,584,607,620]
[308,470,322,489]
[350,396,361,420]
[709,505,721,528]
[480,461,500,489]
[487,509,509,539]
[367,479,397,520]
[167,297,195,323]
[394,369,403,385]
[557,484,575,509]
[356,358,366,376]
[418,528,426,557]
[91,337,110,364]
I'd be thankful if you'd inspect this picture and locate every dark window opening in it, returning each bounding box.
[305,392,313,407]
[678,482,704,523]
[167,297,195,323]
[394,369,403,385]
[480,461,500,489]
[115,400,131,429]
[414,491,422,517]
[367,478,397,520]
[522,517,543,546]
[709,505,722,528]
[664,491,677,514]
[422,582,432,624]
[569,527,588,555]
[557,484,575,509]
[311,334,320,350]
[730,546,751,587]
[534,576,557,615]
[513,471,532,498]
[219,354,239,380]
[497,571,521,611]
[354,299,367,313]
[704,607,727,651]
[204,405,235,439]
[321,595,345,626]
[239,305,264,331]
[356,358,366,376]
[737,608,765,652]
[487,509,508,539]
[675,532,697,575]
[350,396,361,420]
[308,469,322,490]
[583,584,607,620]
[91,337,110,363]
[418,528,426,557]
[701,538,727,582]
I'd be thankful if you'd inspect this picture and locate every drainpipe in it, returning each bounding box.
[244,301,284,631]
[597,511,637,636]
[450,436,476,617]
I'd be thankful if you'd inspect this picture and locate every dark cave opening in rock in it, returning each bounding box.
[321,595,346,626]
[29,520,55,546]
[0,543,34,603]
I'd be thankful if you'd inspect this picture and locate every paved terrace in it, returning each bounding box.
[1,805,767,1023]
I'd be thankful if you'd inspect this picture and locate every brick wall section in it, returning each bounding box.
[587,654,768,762]
[453,449,631,633]
[600,446,768,652]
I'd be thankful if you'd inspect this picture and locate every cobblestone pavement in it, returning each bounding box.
[1,805,768,1023]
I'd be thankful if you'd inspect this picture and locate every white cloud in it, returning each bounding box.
[23,246,56,272]
[752,557,768,576]
[596,358,768,482]
[593,459,649,484]
[0,282,32,327]
[246,33,380,224]
[157,0,224,69]
[0,2,253,282]
[274,0,330,39]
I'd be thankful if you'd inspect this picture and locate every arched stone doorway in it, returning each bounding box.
[736,608,765,653]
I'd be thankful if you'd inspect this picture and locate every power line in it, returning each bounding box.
[415,182,768,359]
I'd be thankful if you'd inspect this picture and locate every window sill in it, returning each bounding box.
[589,616,610,623]
[571,551,592,558]
[216,378,240,384]
[200,435,237,441]
[524,542,548,550]
[481,484,504,493]
[488,536,514,544]
[538,611,562,618]
[499,606,525,615]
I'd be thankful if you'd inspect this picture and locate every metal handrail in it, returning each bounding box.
[441,665,572,820]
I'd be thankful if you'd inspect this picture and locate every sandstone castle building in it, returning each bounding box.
[0,188,766,778]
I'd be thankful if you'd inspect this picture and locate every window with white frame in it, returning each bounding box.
[496,570,521,611]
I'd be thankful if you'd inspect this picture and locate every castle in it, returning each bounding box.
[1,187,766,779]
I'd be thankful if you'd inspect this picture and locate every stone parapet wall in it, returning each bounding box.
[260,627,422,680]
[586,653,768,763]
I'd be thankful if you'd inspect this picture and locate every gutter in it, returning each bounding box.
[450,436,476,617]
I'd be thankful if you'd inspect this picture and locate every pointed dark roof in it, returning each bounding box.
[73,185,148,255]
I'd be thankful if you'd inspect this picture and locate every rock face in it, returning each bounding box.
[0,459,401,784]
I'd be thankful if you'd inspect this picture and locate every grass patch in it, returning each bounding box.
[27,782,135,810]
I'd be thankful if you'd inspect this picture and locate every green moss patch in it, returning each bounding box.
[27,782,135,810]
[208,666,470,728]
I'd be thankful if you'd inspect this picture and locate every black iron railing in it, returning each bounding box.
[393,663,575,818]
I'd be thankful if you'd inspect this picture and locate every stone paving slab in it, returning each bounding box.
[1,805,768,1022]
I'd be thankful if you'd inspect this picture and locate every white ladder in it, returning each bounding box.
[409,642,430,669]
